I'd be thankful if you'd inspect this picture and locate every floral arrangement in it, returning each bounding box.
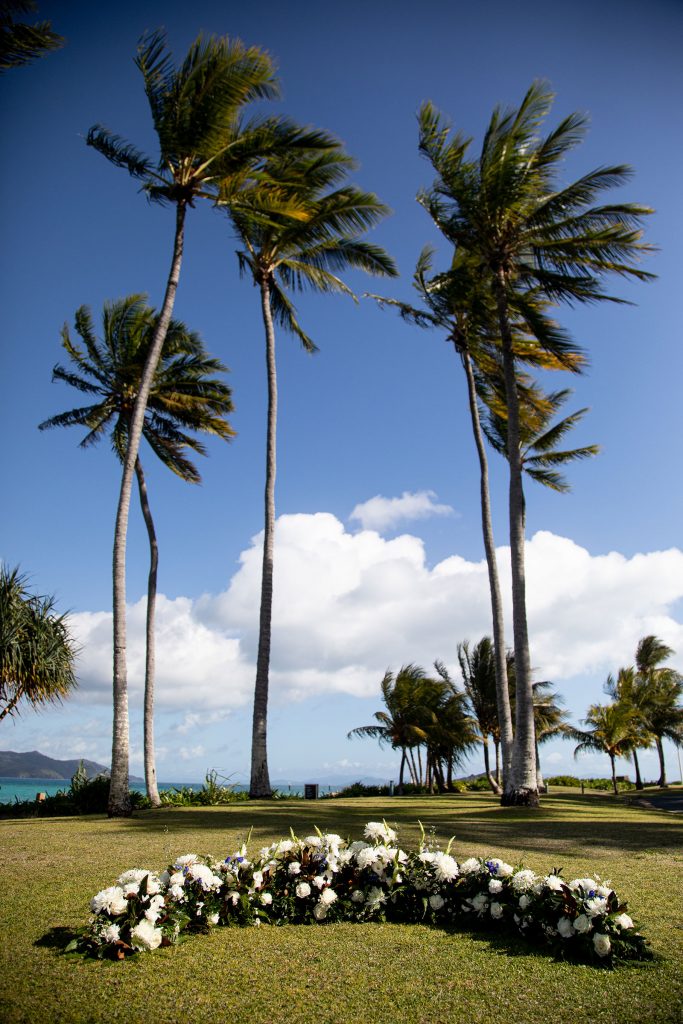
[69,821,651,965]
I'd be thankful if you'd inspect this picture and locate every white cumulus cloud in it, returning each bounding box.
[349,490,455,532]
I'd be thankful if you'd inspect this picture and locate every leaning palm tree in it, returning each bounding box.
[604,666,652,789]
[457,637,502,793]
[635,636,683,787]
[39,296,234,805]
[85,30,328,815]
[348,664,435,793]
[418,83,654,804]
[0,566,77,721]
[228,145,397,797]
[570,702,638,795]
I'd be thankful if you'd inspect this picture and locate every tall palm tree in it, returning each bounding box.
[39,295,234,806]
[570,702,638,795]
[0,566,77,721]
[418,83,653,805]
[635,636,683,787]
[85,30,326,815]
[228,145,397,797]
[0,1,62,73]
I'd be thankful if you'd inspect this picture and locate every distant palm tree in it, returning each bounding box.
[570,702,638,795]
[604,666,651,789]
[85,30,289,815]
[0,1,62,73]
[417,83,653,805]
[635,636,683,787]
[0,566,77,721]
[348,664,434,793]
[228,144,396,797]
[39,295,234,805]
[457,637,502,794]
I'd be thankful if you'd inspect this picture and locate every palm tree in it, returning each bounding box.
[348,664,434,793]
[85,30,314,815]
[0,1,62,73]
[418,83,653,805]
[228,145,397,797]
[39,295,234,806]
[604,666,651,789]
[0,566,77,721]
[570,702,638,795]
[635,636,683,787]
[457,637,502,793]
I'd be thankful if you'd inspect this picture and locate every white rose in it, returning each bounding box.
[288,862,301,876]
[557,916,575,938]
[544,875,564,892]
[319,888,337,906]
[312,903,327,921]
[351,890,365,903]
[518,894,531,911]
[574,914,592,934]
[490,902,503,920]
[252,871,264,888]
[260,892,273,906]
[312,875,326,889]
[296,882,311,899]
[169,884,185,902]
[488,879,503,894]
[130,918,163,951]
[429,894,445,911]
[613,912,634,930]
[593,932,611,957]
[470,894,488,914]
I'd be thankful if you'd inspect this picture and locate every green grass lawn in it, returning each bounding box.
[2,790,682,1024]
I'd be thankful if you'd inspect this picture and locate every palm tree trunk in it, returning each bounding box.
[655,736,667,787]
[535,738,546,793]
[407,746,418,785]
[494,272,538,807]
[632,748,644,790]
[461,349,514,788]
[398,748,406,794]
[417,745,424,788]
[494,738,501,786]
[446,754,454,791]
[110,200,187,817]
[250,273,277,798]
[482,736,501,794]
[135,457,161,808]
[610,752,618,795]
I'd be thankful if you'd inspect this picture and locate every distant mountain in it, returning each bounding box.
[0,749,119,780]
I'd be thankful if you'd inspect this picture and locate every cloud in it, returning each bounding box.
[349,490,455,532]
[67,512,683,721]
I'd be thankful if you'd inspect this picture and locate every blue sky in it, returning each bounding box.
[2,0,682,786]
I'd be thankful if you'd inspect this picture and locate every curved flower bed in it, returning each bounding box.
[70,822,651,965]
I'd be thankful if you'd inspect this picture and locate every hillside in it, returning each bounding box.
[0,750,109,780]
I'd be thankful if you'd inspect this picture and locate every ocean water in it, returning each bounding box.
[0,778,323,802]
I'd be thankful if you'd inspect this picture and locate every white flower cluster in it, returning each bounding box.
[77,823,649,967]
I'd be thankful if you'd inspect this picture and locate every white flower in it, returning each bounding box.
[570,877,597,893]
[364,821,397,844]
[544,875,564,892]
[459,858,481,875]
[356,848,378,871]
[304,835,322,848]
[226,890,240,906]
[130,918,163,951]
[252,871,264,889]
[319,888,337,906]
[118,869,150,886]
[296,882,311,899]
[348,841,370,856]
[312,875,326,889]
[585,896,608,918]
[90,886,128,916]
[323,833,344,847]
[433,853,458,882]
[208,913,220,925]
[593,932,611,957]
[188,864,222,891]
[518,895,531,911]
[366,886,387,910]
[144,895,164,923]
[419,851,436,864]
[470,894,488,915]
[169,884,185,902]
[596,884,612,898]
[488,879,503,894]
[351,890,365,903]
[558,916,575,938]
[122,882,140,897]
[100,923,121,943]
[488,859,513,878]
[429,894,445,911]
[174,854,198,868]
[574,914,592,934]
[613,912,634,930]
[169,871,185,887]
[312,904,327,921]
[512,869,537,892]
[288,862,301,876]
[490,902,503,920]
[260,892,273,906]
